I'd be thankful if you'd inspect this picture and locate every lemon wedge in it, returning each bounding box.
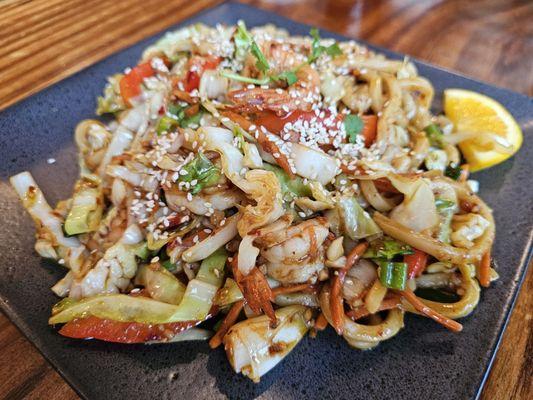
[443,88,523,172]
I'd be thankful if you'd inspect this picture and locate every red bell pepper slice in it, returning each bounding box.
[119,61,156,106]
[58,316,202,343]
[181,55,221,92]
[404,249,428,279]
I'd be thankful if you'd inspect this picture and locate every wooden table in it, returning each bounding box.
[0,0,531,399]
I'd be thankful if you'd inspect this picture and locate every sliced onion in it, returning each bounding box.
[199,70,229,100]
[165,188,243,215]
[290,143,339,185]
[359,180,397,212]
[238,234,260,276]
[121,224,143,245]
[182,214,238,262]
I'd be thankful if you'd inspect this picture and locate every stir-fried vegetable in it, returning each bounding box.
[135,263,186,305]
[96,74,125,115]
[445,164,463,180]
[336,196,382,240]
[364,238,413,260]
[377,261,408,290]
[64,175,104,235]
[435,197,456,243]
[308,28,343,63]
[119,61,155,105]
[235,20,270,73]
[424,123,446,148]
[262,163,311,199]
[11,21,506,381]
[177,152,221,194]
[214,278,244,307]
[51,248,227,324]
[59,316,210,343]
[404,249,428,278]
[224,305,311,382]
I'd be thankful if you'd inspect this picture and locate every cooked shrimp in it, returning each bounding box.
[227,65,321,115]
[258,217,329,284]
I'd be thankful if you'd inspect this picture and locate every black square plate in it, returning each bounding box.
[0,2,532,399]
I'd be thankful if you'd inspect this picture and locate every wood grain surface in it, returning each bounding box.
[0,0,531,399]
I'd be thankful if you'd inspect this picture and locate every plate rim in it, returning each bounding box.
[1,2,532,399]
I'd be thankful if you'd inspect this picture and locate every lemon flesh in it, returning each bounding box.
[443,89,523,172]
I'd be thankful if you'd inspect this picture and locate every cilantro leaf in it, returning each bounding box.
[344,114,364,143]
[272,70,298,86]
[364,238,414,261]
[424,123,446,148]
[250,42,270,73]
[308,28,343,63]
[236,20,270,73]
[326,42,343,57]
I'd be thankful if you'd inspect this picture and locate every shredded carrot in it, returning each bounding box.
[345,296,401,321]
[400,289,463,332]
[314,312,328,331]
[271,283,316,297]
[478,251,491,287]
[184,103,200,117]
[208,300,244,349]
[308,226,318,261]
[330,242,369,335]
[220,110,253,130]
[221,110,295,178]
[255,129,295,178]
[171,88,197,104]
[360,115,378,147]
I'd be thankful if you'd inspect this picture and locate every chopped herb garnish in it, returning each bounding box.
[344,114,363,143]
[236,21,270,73]
[156,104,203,134]
[424,123,446,148]
[308,28,343,63]
[445,164,462,180]
[364,238,413,261]
[222,70,298,87]
[272,70,298,86]
[220,71,270,85]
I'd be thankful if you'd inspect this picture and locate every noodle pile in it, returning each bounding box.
[10,22,499,382]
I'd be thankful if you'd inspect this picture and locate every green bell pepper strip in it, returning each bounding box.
[378,261,408,290]
[424,123,446,148]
